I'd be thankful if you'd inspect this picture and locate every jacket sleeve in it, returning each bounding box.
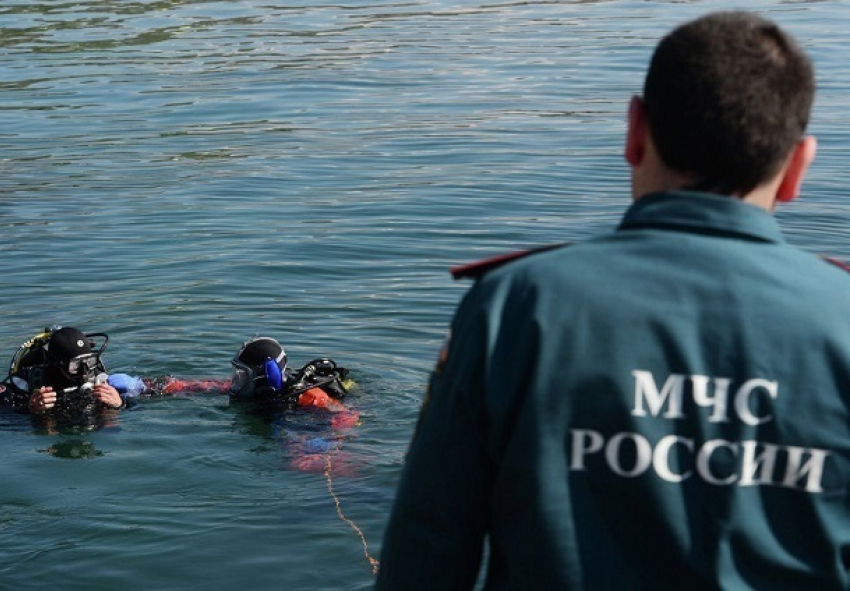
[376,287,492,590]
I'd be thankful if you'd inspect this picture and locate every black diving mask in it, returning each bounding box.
[67,353,99,376]
[60,353,101,381]
[230,357,286,397]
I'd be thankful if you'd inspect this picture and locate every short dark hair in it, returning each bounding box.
[643,11,815,196]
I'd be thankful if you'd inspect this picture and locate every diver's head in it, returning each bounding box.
[45,326,99,388]
[229,337,287,398]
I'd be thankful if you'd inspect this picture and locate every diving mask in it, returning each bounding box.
[63,353,101,380]
[230,358,286,397]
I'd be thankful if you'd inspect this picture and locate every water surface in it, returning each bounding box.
[1,1,849,589]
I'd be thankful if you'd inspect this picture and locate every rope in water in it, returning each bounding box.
[324,453,380,575]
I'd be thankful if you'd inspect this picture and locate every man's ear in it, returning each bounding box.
[625,95,648,166]
[776,136,817,203]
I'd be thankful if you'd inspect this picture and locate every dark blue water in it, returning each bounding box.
[1,1,849,589]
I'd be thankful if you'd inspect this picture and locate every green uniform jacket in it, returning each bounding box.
[376,191,850,590]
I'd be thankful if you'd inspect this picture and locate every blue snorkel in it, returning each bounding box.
[264,357,284,392]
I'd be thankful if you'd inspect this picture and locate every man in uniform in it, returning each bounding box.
[376,11,850,590]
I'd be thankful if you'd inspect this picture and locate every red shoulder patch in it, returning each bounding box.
[450,242,570,280]
[822,256,850,273]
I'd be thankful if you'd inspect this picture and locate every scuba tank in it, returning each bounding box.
[4,329,53,408]
[243,358,352,408]
[287,358,352,400]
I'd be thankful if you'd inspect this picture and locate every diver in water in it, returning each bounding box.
[2,326,145,424]
[228,336,361,472]
[228,336,352,411]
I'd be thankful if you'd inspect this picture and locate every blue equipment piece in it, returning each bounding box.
[107,373,146,398]
[264,358,284,391]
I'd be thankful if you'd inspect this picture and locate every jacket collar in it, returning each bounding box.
[618,191,785,244]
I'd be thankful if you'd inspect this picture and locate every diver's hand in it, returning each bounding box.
[29,386,57,414]
[93,383,123,409]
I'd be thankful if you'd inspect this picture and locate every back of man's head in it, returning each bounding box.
[643,11,814,196]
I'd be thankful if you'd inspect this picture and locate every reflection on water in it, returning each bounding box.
[40,438,105,459]
[29,407,122,435]
[230,394,363,475]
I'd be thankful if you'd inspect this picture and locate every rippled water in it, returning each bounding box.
[1,1,849,589]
